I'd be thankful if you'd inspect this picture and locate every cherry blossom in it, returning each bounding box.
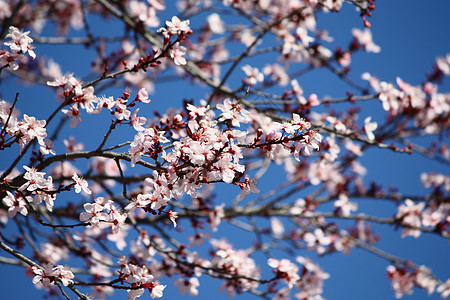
[0,3,449,300]
[129,0,160,28]
[19,165,48,191]
[17,114,47,150]
[241,65,264,86]
[4,26,36,59]
[395,199,425,238]
[268,258,300,288]
[298,129,323,156]
[72,173,92,194]
[170,42,187,66]
[0,50,21,70]
[352,28,380,53]
[167,210,178,227]
[437,279,450,299]
[165,16,191,35]
[207,13,225,34]
[364,116,377,141]
[216,98,250,127]
[32,264,74,287]
[131,108,147,131]
[387,265,415,298]
[303,228,332,255]
[2,191,28,218]
[32,263,56,288]
[175,277,200,296]
[333,193,358,216]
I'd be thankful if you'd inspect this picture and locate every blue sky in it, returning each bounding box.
[1,1,449,299]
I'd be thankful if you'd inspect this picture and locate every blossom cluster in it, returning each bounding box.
[362,73,450,134]
[2,166,55,217]
[267,256,330,300]
[0,26,35,70]
[210,239,260,296]
[395,198,449,239]
[387,265,450,299]
[32,263,74,288]
[158,16,192,66]
[117,257,166,300]
[0,100,48,153]
[124,97,323,228]
[80,197,127,234]
[0,2,449,300]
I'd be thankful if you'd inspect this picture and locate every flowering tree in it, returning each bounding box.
[0,1,449,299]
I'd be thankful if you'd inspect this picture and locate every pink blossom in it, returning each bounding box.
[114,98,131,120]
[437,279,450,298]
[298,129,323,156]
[109,209,128,234]
[94,96,115,114]
[268,258,300,288]
[352,28,380,53]
[47,73,83,96]
[72,173,92,194]
[295,256,330,300]
[421,172,450,193]
[387,265,415,298]
[186,103,208,118]
[364,116,377,141]
[63,136,85,153]
[0,2,11,20]
[165,16,191,35]
[175,277,200,296]
[131,108,147,131]
[303,228,331,255]
[334,194,358,216]
[209,204,225,232]
[80,197,108,223]
[217,98,250,127]
[4,26,36,59]
[32,263,56,287]
[415,266,438,295]
[241,65,264,86]
[345,140,363,156]
[395,199,425,238]
[137,88,151,103]
[149,282,166,298]
[19,165,48,192]
[41,242,69,264]
[207,13,225,34]
[263,64,290,86]
[187,232,211,248]
[0,50,21,70]
[170,43,187,66]
[167,210,178,227]
[40,139,56,156]
[129,1,160,28]
[435,54,450,75]
[238,175,260,200]
[127,288,145,300]
[17,114,47,149]
[290,80,307,105]
[53,265,74,286]
[62,107,82,128]
[326,116,347,132]
[2,191,28,218]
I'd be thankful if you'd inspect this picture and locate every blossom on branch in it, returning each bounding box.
[2,191,28,218]
[4,26,36,59]
[72,173,92,195]
[241,65,264,86]
[170,43,187,66]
